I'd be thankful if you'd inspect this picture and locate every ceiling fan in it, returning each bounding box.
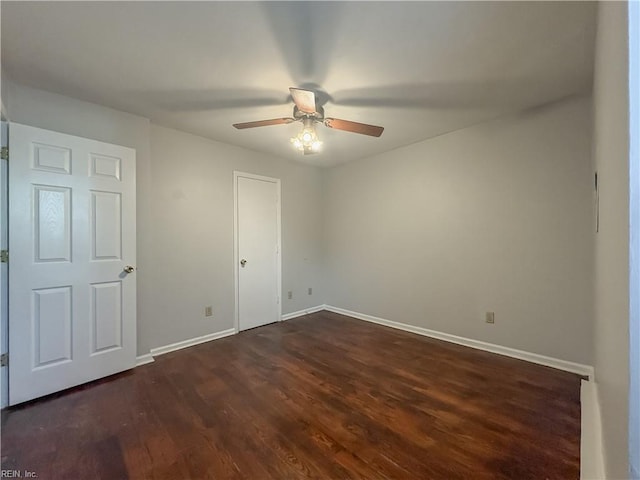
[233,87,384,155]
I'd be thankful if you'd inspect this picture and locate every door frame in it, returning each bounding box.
[1,120,8,408]
[233,171,281,333]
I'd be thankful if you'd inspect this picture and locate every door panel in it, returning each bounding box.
[32,143,71,174]
[9,123,136,405]
[32,286,72,367]
[235,172,281,332]
[90,190,122,260]
[34,185,72,262]
[90,153,121,180]
[90,281,122,354]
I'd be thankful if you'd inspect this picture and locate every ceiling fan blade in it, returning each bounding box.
[290,87,317,114]
[233,118,295,129]
[324,118,384,137]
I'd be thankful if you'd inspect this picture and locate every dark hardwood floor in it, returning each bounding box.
[1,311,582,479]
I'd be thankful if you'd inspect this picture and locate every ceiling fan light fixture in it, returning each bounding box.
[291,120,322,153]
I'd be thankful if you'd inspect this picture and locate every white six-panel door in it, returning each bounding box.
[9,123,136,405]
[234,172,281,332]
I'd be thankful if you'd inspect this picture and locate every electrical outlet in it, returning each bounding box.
[485,312,495,324]
[205,306,213,317]
[287,291,293,300]
[308,287,312,295]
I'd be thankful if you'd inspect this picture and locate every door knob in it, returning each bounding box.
[240,259,247,267]
[123,265,135,273]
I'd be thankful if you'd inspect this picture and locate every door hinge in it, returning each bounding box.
[0,250,7,263]
[0,353,7,367]
[0,147,7,161]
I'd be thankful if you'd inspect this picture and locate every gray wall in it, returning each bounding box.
[629,1,640,476]
[323,96,594,365]
[148,125,324,351]
[592,2,631,478]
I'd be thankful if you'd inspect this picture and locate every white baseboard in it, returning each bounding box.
[137,308,324,366]
[324,305,594,378]
[281,305,325,321]
[149,328,236,357]
[138,307,326,365]
[580,379,606,480]
[135,354,155,366]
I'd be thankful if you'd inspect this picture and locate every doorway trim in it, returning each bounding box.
[1,120,8,408]
[233,171,282,334]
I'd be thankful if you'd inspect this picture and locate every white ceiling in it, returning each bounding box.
[1,1,596,167]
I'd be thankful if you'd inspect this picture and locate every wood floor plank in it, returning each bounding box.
[1,311,582,479]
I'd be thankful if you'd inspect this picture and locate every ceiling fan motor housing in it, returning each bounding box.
[293,104,324,122]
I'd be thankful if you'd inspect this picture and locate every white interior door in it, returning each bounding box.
[234,172,281,332]
[9,123,136,405]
